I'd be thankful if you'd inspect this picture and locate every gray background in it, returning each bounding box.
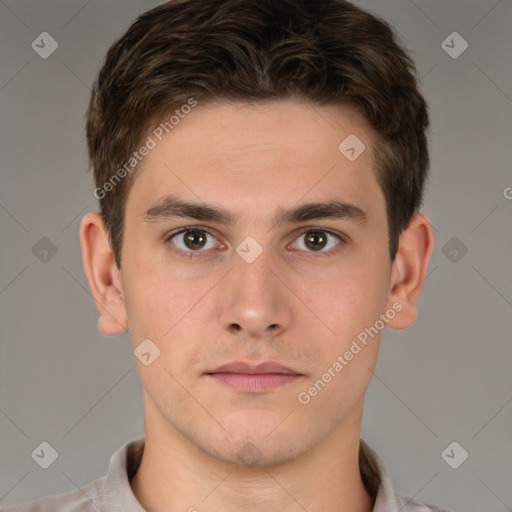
[1,1,511,510]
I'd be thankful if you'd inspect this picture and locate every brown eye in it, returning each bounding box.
[169,228,217,253]
[293,229,342,254]
[183,230,207,250]
[304,231,328,251]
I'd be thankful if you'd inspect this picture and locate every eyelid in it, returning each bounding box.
[296,227,347,243]
[164,225,216,242]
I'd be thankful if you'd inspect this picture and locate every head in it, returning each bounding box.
[87,0,430,269]
[81,0,433,465]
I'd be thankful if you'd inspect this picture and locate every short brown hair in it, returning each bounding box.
[86,0,430,269]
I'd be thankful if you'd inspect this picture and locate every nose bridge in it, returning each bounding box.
[235,243,274,291]
[218,238,291,337]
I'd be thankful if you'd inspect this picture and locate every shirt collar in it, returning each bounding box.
[103,436,405,512]
[359,439,402,511]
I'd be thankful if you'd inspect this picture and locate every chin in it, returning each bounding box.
[204,427,309,467]
[210,441,305,467]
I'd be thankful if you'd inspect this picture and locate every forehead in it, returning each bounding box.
[159,99,374,161]
[126,99,384,223]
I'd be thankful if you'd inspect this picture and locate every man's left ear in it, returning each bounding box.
[385,213,434,330]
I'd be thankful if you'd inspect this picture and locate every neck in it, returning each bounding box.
[131,397,374,512]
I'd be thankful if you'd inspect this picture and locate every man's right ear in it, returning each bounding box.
[79,212,128,336]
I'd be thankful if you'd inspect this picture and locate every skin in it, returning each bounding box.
[80,99,434,512]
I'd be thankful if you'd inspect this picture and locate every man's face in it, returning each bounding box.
[120,99,394,464]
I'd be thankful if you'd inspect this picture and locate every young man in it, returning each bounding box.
[4,0,450,510]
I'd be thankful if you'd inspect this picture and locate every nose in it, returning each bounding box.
[218,246,293,340]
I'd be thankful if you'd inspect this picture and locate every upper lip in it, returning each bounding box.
[206,361,301,375]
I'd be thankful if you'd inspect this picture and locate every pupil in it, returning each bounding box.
[306,231,326,251]
[185,230,206,250]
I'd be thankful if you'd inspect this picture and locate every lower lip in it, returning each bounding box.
[207,372,302,392]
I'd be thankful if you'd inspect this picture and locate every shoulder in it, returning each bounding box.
[359,439,454,512]
[1,437,145,512]
[1,478,105,512]
[395,493,454,512]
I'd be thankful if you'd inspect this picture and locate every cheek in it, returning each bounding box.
[301,258,390,399]
[122,267,201,396]
[123,237,190,325]
[122,253,215,370]
[297,279,386,415]
[308,258,391,339]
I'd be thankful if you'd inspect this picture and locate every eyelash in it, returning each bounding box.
[164,225,347,259]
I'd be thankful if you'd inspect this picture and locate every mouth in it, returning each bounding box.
[205,361,304,392]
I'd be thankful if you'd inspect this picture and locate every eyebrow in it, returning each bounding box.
[142,193,367,227]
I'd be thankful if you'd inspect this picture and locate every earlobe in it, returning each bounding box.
[79,212,128,336]
[385,213,434,330]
